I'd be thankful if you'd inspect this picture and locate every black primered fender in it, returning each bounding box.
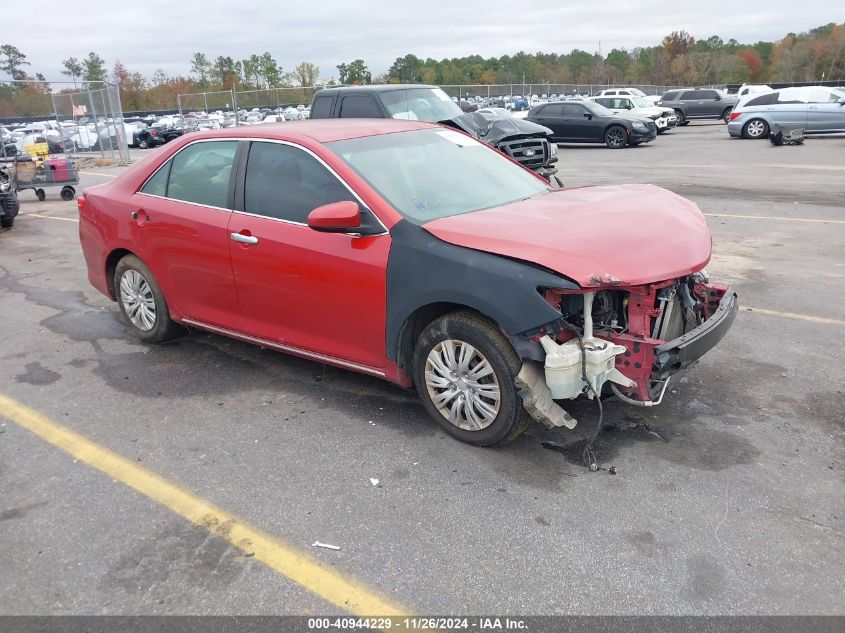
[386,219,577,364]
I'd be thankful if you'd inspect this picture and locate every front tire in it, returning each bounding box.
[113,255,181,343]
[604,125,628,149]
[674,110,685,125]
[412,311,531,447]
[742,118,769,139]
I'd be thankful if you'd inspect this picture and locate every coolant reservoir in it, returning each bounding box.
[539,335,629,400]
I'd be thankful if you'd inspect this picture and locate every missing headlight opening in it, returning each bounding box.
[517,274,738,468]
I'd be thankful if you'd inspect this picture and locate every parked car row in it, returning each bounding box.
[121,105,312,149]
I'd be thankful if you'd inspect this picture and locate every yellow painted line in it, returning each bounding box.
[78,171,117,178]
[0,394,407,617]
[705,213,845,225]
[744,306,845,326]
[22,213,79,223]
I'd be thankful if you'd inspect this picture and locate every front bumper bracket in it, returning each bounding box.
[653,289,738,379]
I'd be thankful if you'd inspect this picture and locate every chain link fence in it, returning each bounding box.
[177,87,322,123]
[0,80,129,163]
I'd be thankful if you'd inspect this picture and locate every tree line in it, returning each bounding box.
[384,23,844,86]
[0,22,842,115]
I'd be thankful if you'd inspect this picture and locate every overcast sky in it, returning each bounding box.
[3,1,841,83]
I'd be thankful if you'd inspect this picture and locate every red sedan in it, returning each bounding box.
[78,119,736,449]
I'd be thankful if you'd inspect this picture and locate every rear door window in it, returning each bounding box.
[746,93,777,107]
[339,95,382,118]
[140,162,170,197]
[562,104,586,116]
[164,141,238,208]
[536,104,563,117]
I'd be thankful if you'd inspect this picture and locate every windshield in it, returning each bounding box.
[380,88,464,122]
[630,97,650,108]
[327,129,550,222]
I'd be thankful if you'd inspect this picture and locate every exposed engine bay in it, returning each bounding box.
[517,272,737,432]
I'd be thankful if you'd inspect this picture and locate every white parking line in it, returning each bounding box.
[744,306,845,326]
[22,213,79,223]
[78,171,117,178]
[705,213,845,225]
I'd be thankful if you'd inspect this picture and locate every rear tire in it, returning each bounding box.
[35,189,46,201]
[604,125,628,149]
[722,108,732,123]
[113,254,182,343]
[138,137,149,149]
[60,186,75,201]
[412,311,531,447]
[0,216,13,229]
[742,118,769,139]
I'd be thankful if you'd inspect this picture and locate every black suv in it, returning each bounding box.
[310,85,559,182]
[657,88,738,125]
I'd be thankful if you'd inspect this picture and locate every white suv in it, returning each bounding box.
[597,87,661,106]
[590,95,678,133]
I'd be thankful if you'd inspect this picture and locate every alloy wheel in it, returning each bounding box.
[606,127,626,148]
[746,120,767,138]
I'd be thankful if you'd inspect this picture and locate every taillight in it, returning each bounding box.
[151,130,157,137]
[728,112,742,121]
[77,196,86,211]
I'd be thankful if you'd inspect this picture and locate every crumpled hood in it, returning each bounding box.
[422,184,711,288]
[441,112,553,142]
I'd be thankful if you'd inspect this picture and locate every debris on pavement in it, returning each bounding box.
[312,541,341,551]
[369,478,379,486]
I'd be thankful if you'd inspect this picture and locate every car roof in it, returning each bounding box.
[316,84,439,94]
[174,118,436,143]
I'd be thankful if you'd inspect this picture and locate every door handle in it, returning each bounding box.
[230,232,258,245]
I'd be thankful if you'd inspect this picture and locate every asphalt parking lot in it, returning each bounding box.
[0,122,843,616]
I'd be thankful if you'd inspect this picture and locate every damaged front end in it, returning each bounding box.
[516,274,738,429]
[440,112,559,181]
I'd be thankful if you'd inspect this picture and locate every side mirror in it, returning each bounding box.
[583,112,592,120]
[307,201,361,233]
[714,94,722,101]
